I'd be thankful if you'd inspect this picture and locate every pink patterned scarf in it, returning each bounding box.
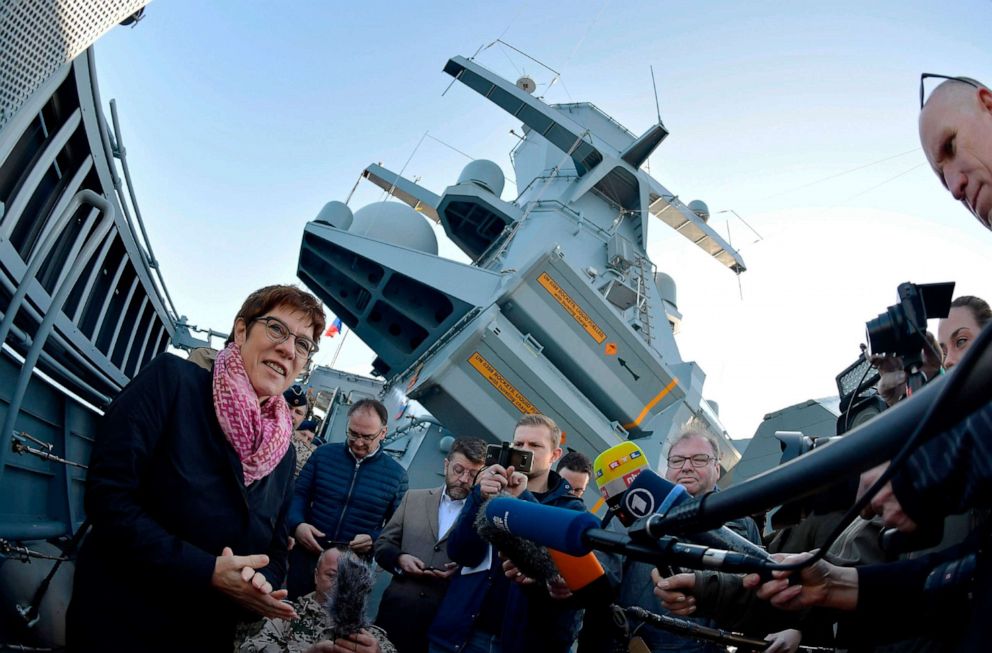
[213,343,292,485]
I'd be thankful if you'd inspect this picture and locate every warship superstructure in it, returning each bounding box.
[0,2,753,645]
[299,54,747,470]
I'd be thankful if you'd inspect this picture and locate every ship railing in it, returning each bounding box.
[87,54,178,323]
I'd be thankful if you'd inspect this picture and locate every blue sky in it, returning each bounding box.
[93,1,990,442]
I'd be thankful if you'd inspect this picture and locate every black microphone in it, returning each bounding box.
[475,497,615,604]
[482,498,773,574]
[650,350,992,537]
[592,443,767,561]
[618,468,769,560]
[473,497,560,582]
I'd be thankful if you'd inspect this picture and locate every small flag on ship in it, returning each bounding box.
[325,317,343,337]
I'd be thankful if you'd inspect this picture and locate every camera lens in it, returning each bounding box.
[865,307,900,356]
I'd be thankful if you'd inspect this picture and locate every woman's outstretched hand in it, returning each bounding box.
[212,546,298,620]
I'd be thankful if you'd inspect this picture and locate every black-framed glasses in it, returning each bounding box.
[920,73,983,109]
[347,427,384,442]
[250,316,319,358]
[666,454,716,469]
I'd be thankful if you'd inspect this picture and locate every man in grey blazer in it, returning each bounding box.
[374,437,487,653]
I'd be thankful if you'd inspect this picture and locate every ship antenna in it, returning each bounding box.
[650,65,662,124]
[724,221,745,300]
[380,130,429,203]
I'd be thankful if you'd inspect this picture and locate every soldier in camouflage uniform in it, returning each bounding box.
[285,384,317,478]
[239,547,395,653]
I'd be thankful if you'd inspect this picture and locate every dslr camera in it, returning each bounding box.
[484,442,533,473]
[832,282,953,435]
[865,281,954,360]
[860,280,954,411]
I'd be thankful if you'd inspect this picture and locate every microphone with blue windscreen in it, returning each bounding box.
[481,497,773,573]
[484,497,599,556]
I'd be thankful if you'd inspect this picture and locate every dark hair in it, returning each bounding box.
[515,414,562,449]
[348,398,388,427]
[448,437,487,464]
[234,284,326,341]
[951,295,992,329]
[557,451,592,475]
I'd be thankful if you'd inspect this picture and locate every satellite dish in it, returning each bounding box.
[516,76,537,94]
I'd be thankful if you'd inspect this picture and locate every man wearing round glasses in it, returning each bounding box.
[287,398,408,599]
[374,438,487,653]
[610,423,762,653]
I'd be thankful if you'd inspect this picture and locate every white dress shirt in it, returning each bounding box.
[437,486,466,541]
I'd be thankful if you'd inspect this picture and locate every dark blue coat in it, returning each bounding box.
[428,471,585,653]
[67,354,295,652]
[288,441,407,542]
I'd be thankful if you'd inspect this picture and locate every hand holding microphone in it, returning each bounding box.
[593,442,770,561]
[741,551,859,612]
[477,495,607,601]
[651,568,698,616]
[499,552,538,586]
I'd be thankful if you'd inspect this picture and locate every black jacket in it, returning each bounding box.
[429,470,586,653]
[891,401,992,524]
[67,354,295,652]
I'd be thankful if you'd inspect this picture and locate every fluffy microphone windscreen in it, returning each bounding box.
[474,497,560,582]
[324,550,375,638]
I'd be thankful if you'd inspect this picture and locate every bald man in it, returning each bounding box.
[748,74,992,650]
[239,548,395,653]
[856,77,992,534]
[919,77,992,230]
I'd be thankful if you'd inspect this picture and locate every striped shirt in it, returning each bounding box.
[892,401,992,522]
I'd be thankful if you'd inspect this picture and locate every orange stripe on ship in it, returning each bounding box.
[623,377,679,429]
[591,496,606,514]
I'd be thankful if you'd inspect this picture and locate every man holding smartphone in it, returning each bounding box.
[428,414,586,653]
[374,438,487,653]
[287,398,408,599]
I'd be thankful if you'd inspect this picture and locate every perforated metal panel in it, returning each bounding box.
[0,0,149,133]
[0,22,176,547]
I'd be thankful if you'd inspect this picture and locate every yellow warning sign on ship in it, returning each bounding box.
[468,352,538,414]
[538,272,606,344]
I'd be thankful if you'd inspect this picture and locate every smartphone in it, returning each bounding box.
[484,442,533,473]
[423,563,457,572]
[423,563,456,573]
[317,537,352,549]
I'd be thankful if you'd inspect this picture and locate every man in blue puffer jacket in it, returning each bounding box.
[288,398,408,598]
[428,414,585,653]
